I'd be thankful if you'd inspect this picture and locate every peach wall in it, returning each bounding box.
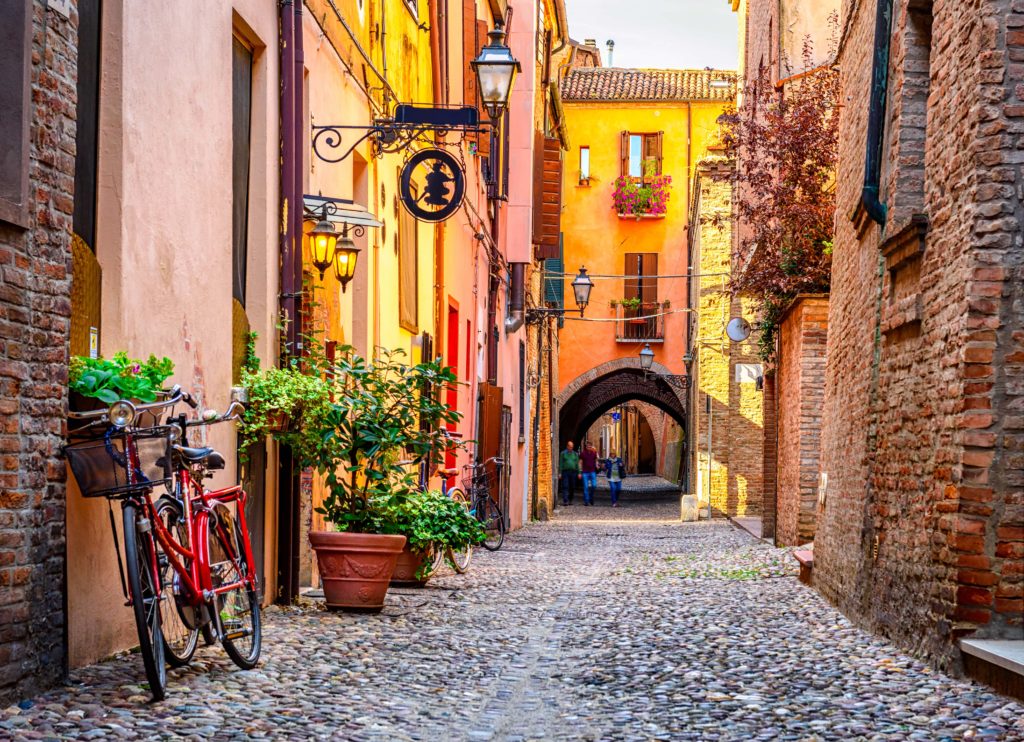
[67,0,282,668]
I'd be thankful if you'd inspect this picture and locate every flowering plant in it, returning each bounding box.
[612,173,672,217]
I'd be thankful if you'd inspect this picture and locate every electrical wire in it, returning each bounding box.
[540,270,731,280]
[560,307,695,323]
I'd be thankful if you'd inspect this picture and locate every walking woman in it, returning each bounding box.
[604,450,626,508]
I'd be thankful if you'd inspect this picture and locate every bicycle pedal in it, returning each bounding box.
[223,628,251,641]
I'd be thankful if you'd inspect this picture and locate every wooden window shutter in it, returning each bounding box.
[535,136,562,259]
[641,253,658,303]
[532,130,544,244]
[655,132,664,175]
[620,131,630,177]
[624,253,641,301]
[463,0,478,107]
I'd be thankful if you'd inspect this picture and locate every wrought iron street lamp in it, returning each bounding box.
[332,232,360,293]
[309,207,339,279]
[639,343,655,371]
[570,266,594,317]
[638,343,691,390]
[526,266,594,324]
[471,23,521,122]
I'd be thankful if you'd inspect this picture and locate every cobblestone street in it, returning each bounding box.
[3,503,1023,741]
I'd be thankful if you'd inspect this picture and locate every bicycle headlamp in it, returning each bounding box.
[108,400,137,428]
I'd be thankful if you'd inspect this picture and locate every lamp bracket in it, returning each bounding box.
[312,104,491,164]
[642,372,692,391]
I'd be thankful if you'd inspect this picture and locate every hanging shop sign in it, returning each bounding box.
[399,148,466,223]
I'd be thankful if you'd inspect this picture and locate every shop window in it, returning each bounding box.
[232,36,254,307]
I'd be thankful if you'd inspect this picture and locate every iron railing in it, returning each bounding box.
[614,301,669,342]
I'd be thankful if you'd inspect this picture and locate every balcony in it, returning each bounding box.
[614,301,669,343]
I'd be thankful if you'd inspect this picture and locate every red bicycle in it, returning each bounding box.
[66,387,262,701]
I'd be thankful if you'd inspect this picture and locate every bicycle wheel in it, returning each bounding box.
[448,487,473,572]
[154,499,198,667]
[207,504,261,669]
[122,502,167,701]
[480,495,506,551]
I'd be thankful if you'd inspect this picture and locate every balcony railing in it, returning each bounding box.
[614,301,669,343]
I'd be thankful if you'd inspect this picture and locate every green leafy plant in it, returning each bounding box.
[69,353,174,404]
[314,348,462,535]
[237,329,335,466]
[384,489,486,577]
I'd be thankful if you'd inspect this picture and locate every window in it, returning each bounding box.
[74,0,102,250]
[620,131,663,182]
[231,37,254,307]
[399,184,419,332]
[0,2,31,227]
[624,253,658,305]
[579,146,590,185]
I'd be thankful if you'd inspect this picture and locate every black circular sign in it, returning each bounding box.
[399,148,466,223]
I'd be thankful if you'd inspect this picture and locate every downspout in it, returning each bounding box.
[551,0,569,55]
[280,0,296,353]
[862,0,893,226]
[505,262,525,333]
[293,0,305,345]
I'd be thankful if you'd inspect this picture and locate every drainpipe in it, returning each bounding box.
[862,0,893,226]
[293,0,305,347]
[505,262,525,333]
[280,0,296,353]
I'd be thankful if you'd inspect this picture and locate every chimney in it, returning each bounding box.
[606,39,615,67]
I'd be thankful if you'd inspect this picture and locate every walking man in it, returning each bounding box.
[580,440,599,506]
[559,441,581,506]
[605,450,626,508]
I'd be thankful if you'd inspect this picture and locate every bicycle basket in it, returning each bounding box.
[65,426,173,498]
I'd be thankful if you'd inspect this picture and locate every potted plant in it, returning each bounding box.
[68,353,175,428]
[309,347,461,611]
[236,330,336,465]
[389,488,486,586]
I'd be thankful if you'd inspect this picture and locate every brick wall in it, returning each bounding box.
[775,296,828,546]
[528,266,558,519]
[0,1,76,704]
[815,0,1023,669]
[691,159,764,516]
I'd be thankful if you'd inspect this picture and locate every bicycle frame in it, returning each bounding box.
[120,432,257,617]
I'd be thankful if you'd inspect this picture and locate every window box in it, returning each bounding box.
[616,212,667,220]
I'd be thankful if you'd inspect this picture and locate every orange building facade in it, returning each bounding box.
[554,67,736,486]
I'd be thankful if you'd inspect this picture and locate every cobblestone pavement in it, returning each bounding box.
[3,502,1024,740]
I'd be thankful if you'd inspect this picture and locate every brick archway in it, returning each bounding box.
[557,359,688,449]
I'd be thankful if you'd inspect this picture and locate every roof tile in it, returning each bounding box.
[560,68,737,102]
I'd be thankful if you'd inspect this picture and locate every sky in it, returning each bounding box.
[561,0,739,71]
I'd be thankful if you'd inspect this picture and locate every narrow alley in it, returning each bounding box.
[4,504,1022,740]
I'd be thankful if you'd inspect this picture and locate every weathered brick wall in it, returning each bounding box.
[0,1,75,704]
[692,160,764,516]
[775,296,828,546]
[816,0,1022,668]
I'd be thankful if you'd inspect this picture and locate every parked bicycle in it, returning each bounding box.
[464,456,506,551]
[65,387,261,701]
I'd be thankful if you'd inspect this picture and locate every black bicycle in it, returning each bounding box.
[463,457,506,551]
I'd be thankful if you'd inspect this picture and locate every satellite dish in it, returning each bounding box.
[726,317,752,343]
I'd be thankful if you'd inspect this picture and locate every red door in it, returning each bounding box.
[445,303,460,487]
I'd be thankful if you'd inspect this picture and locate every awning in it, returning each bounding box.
[303,194,382,229]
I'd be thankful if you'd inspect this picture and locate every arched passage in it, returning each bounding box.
[557,359,688,452]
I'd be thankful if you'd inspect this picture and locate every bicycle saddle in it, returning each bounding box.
[173,445,226,470]
[439,467,460,477]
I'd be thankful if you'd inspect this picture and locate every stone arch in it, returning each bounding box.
[557,358,688,451]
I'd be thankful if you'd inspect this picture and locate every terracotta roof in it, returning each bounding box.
[560,68,738,102]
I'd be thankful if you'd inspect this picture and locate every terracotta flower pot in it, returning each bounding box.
[390,545,434,587]
[309,531,406,612]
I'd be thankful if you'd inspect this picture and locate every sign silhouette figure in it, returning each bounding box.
[400,149,466,223]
